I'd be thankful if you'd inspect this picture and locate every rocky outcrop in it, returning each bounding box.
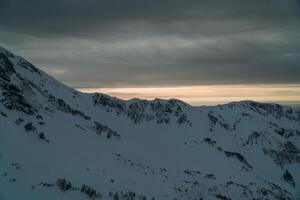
[93,93,192,125]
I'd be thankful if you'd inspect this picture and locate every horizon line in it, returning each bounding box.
[77,84,300,107]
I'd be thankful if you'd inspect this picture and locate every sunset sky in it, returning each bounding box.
[1,0,300,106]
[78,84,300,106]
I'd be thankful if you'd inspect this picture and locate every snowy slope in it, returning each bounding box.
[0,47,300,200]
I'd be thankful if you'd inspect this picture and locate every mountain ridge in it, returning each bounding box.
[1,45,295,110]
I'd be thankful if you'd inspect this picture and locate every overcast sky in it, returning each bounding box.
[1,0,300,88]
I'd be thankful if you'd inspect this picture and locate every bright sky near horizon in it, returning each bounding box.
[78,84,300,106]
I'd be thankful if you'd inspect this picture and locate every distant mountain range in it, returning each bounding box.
[0,47,299,200]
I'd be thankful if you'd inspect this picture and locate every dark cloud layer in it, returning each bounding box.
[0,0,300,87]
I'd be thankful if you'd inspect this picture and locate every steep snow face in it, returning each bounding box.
[0,47,300,200]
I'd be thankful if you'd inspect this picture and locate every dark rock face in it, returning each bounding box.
[1,83,36,115]
[223,151,253,169]
[177,114,188,124]
[56,179,76,192]
[17,59,41,75]
[208,111,218,125]
[225,101,297,120]
[48,95,90,120]
[24,122,36,132]
[207,111,230,131]
[175,169,294,200]
[93,121,120,140]
[0,52,15,84]
[0,51,38,115]
[274,127,299,139]
[93,93,126,115]
[283,170,295,188]
[245,131,261,145]
[127,100,149,123]
[244,131,276,147]
[93,94,191,125]
[264,141,300,166]
[0,110,7,117]
[80,184,99,199]
[295,109,300,122]
[40,178,149,200]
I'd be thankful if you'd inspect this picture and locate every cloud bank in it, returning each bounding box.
[1,0,300,87]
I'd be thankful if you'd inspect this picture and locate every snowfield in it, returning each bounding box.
[0,47,300,200]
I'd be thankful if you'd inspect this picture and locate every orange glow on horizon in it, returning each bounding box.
[77,84,300,106]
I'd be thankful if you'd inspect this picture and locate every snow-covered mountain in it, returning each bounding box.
[0,46,299,200]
